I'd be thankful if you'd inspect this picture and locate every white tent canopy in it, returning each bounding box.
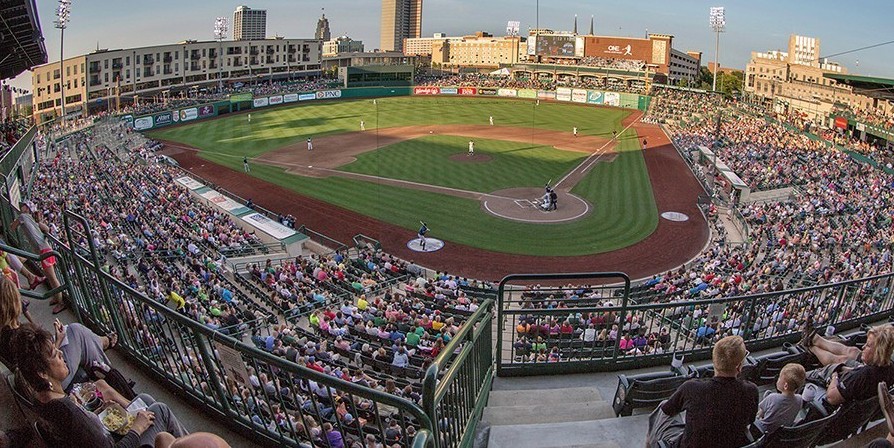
[490,68,510,76]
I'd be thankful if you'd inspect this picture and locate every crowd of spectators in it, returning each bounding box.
[414,73,647,94]
[833,104,894,133]
[578,56,647,72]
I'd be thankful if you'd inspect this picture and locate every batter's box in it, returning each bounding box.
[514,199,535,208]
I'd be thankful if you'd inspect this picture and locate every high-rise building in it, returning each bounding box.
[233,5,267,40]
[380,0,422,52]
[315,13,331,41]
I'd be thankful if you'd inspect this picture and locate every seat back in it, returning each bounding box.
[755,351,807,386]
[613,371,692,417]
[763,407,838,448]
[816,394,880,445]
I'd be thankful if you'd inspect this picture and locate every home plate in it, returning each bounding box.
[407,237,444,252]
[308,165,313,168]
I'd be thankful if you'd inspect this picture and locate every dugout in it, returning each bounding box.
[337,65,414,88]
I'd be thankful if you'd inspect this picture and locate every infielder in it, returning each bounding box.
[468,140,475,156]
[307,138,313,151]
[573,127,578,137]
[489,116,494,126]
[243,156,250,173]
[247,113,251,123]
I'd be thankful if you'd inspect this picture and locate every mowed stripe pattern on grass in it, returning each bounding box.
[339,136,587,192]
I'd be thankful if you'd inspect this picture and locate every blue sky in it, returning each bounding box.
[7,0,894,91]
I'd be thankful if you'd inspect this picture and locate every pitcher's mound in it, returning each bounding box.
[449,153,493,163]
[482,188,592,224]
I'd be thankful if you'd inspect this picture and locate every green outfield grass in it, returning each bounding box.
[339,136,587,192]
[148,97,658,256]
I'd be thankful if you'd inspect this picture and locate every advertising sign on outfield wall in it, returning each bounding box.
[518,89,537,99]
[537,90,555,100]
[478,88,497,96]
[120,115,134,124]
[604,92,620,107]
[134,116,153,130]
[571,89,588,103]
[269,95,283,105]
[458,87,477,96]
[154,113,173,127]
[283,94,299,103]
[555,87,572,102]
[587,91,604,104]
[414,86,440,95]
[299,93,316,101]
[253,97,269,108]
[180,108,198,122]
[316,90,342,99]
[198,105,214,117]
[229,93,253,103]
[439,88,457,94]
[497,89,518,97]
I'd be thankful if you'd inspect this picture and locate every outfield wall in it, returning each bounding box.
[412,86,651,111]
[126,85,649,131]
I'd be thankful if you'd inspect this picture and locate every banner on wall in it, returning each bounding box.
[253,97,269,108]
[283,93,299,103]
[414,86,440,95]
[478,88,497,96]
[458,87,477,96]
[316,90,342,99]
[179,108,198,122]
[555,87,572,102]
[269,95,283,105]
[242,213,296,240]
[604,92,620,106]
[175,176,205,190]
[134,116,153,130]
[198,105,215,117]
[517,89,537,99]
[154,112,173,127]
[120,115,134,124]
[439,87,457,94]
[537,90,555,100]
[229,93,253,103]
[834,116,848,129]
[200,189,245,212]
[299,93,316,101]
[497,88,518,97]
[571,89,588,103]
[587,91,604,104]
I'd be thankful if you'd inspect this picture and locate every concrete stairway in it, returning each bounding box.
[482,378,648,448]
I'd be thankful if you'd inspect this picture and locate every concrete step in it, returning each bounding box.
[482,401,615,426]
[487,414,649,448]
[487,387,603,407]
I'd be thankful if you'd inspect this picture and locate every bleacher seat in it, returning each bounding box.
[612,367,696,417]
[761,407,838,448]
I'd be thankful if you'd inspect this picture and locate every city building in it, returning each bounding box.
[380,0,422,52]
[31,37,321,123]
[744,34,872,121]
[322,51,414,71]
[404,33,455,57]
[432,33,523,69]
[323,36,365,57]
[233,5,267,41]
[315,13,331,42]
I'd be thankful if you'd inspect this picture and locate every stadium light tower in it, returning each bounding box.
[709,6,726,93]
[214,17,228,93]
[55,0,72,123]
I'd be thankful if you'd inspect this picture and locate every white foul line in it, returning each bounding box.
[553,117,640,189]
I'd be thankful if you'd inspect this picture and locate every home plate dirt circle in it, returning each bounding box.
[482,188,592,224]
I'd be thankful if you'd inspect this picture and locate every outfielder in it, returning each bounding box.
[468,140,475,156]
[489,116,494,126]
[360,120,365,131]
[307,138,313,151]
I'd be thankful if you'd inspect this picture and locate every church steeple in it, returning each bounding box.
[573,15,578,34]
[589,15,594,35]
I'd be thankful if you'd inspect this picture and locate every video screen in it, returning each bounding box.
[536,35,577,57]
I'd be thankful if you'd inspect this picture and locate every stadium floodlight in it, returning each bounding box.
[214,17,228,92]
[709,6,725,92]
[55,0,72,122]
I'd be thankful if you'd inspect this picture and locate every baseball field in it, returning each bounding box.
[150,97,674,259]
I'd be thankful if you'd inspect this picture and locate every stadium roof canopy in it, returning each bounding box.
[824,73,894,102]
[0,0,47,80]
